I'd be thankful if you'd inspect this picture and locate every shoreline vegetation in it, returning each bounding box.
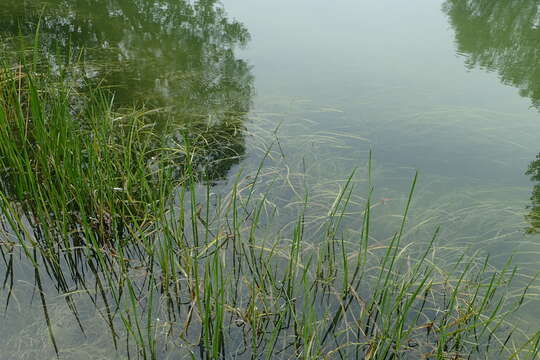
[1,57,540,359]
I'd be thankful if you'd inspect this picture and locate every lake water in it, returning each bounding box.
[230,0,540,258]
[1,0,540,358]
[229,0,540,266]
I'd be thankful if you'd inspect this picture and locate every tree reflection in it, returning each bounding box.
[444,0,540,234]
[443,0,540,108]
[526,154,540,234]
[0,0,253,181]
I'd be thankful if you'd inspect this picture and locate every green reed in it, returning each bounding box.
[0,57,539,359]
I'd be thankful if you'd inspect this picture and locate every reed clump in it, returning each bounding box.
[0,58,539,360]
[0,62,179,243]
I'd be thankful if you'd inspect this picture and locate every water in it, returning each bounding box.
[1,0,540,358]
[227,0,540,265]
[229,0,539,184]
[227,0,540,252]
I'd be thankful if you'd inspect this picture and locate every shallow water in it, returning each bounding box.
[1,0,540,358]
[227,0,540,252]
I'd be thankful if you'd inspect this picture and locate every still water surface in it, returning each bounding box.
[1,0,540,357]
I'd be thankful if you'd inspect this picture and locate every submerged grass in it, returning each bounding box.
[0,58,539,359]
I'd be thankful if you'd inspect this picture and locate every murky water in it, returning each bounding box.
[1,0,540,358]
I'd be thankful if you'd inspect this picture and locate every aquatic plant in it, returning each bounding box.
[0,57,539,360]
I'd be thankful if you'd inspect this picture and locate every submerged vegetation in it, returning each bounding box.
[0,58,539,359]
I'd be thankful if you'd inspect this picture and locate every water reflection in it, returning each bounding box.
[444,0,540,233]
[0,0,253,181]
[443,0,540,108]
[526,154,540,234]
